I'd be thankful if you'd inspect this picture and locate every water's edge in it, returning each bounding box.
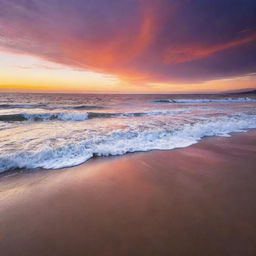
[1,128,255,177]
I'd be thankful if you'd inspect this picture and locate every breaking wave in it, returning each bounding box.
[0,109,189,122]
[1,113,255,173]
[0,112,89,122]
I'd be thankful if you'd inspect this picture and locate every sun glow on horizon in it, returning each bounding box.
[0,51,255,94]
[0,51,121,93]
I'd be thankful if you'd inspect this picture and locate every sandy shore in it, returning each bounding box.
[0,131,256,256]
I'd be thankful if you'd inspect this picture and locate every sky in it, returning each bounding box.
[0,0,255,93]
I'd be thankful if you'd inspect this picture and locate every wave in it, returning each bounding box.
[0,104,47,109]
[153,97,256,104]
[87,109,189,119]
[1,113,255,173]
[0,112,89,122]
[0,109,189,122]
[0,104,104,110]
[71,105,104,110]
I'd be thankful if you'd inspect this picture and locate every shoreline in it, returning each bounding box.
[1,128,256,177]
[0,130,256,255]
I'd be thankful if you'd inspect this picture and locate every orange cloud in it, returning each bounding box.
[164,32,256,64]
[61,4,157,73]
[0,0,255,89]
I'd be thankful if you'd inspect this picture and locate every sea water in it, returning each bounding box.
[0,93,256,173]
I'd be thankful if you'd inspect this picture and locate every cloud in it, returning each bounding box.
[164,32,256,64]
[0,0,256,84]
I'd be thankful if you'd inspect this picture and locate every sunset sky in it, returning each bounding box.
[0,0,255,93]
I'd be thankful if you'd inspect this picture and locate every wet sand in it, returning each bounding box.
[0,131,256,256]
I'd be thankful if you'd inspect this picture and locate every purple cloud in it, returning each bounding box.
[0,0,255,84]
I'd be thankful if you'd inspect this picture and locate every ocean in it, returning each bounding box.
[0,93,256,173]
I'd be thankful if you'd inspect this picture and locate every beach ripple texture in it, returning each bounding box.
[0,94,256,173]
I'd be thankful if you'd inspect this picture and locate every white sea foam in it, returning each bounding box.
[0,112,89,122]
[1,93,255,173]
[0,113,255,173]
[0,109,189,122]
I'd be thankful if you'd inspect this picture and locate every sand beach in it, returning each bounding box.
[0,131,256,256]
